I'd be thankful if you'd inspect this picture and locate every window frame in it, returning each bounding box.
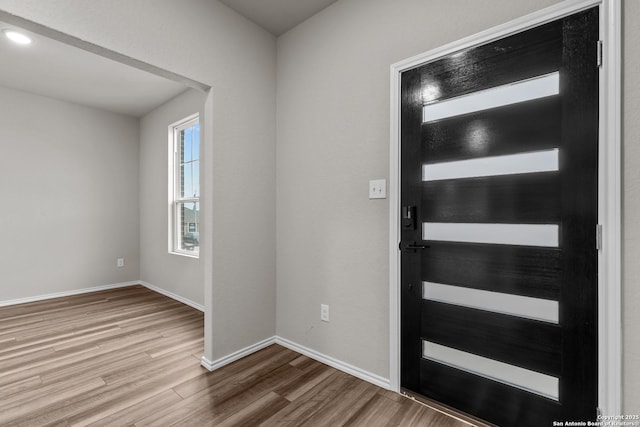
[168,113,200,258]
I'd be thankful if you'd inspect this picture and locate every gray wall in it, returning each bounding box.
[1,0,637,413]
[139,89,205,306]
[0,85,139,301]
[276,0,639,413]
[276,0,561,381]
[0,0,278,361]
[623,0,640,414]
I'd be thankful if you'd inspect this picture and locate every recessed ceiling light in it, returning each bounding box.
[3,29,32,45]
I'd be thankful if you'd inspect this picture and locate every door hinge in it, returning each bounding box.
[597,40,603,68]
[596,224,603,251]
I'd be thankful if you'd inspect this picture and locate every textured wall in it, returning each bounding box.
[0,85,139,301]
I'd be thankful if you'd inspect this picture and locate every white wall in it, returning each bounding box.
[0,0,277,361]
[622,0,640,413]
[277,0,640,414]
[139,89,205,306]
[0,85,139,301]
[276,0,563,382]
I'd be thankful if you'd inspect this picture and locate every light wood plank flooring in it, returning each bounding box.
[0,285,473,426]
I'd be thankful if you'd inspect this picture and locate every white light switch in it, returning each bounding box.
[369,179,386,199]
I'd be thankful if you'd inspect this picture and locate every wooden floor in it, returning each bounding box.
[0,285,473,426]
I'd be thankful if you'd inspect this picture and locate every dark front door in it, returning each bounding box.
[400,8,599,426]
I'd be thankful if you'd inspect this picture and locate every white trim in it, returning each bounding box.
[0,280,205,313]
[275,336,391,390]
[389,0,621,415]
[597,0,622,416]
[390,0,601,74]
[389,60,401,393]
[199,335,391,391]
[200,336,276,371]
[138,281,204,312]
[0,281,139,307]
[168,113,201,258]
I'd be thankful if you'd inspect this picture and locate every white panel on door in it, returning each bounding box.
[422,281,558,323]
[422,149,559,182]
[422,72,559,123]
[422,222,559,247]
[422,341,559,400]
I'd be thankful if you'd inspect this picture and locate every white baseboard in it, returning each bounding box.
[201,336,276,371]
[0,281,139,307]
[201,334,391,391]
[0,280,204,313]
[139,281,204,312]
[275,336,391,390]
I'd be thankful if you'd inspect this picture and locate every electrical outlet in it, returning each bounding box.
[117,258,125,268]
[320,304,329,322]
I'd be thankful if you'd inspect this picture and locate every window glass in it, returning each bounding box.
[178,201,200,253]
[170,115,200,257]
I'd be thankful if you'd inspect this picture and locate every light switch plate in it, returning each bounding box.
[369,179,386,199]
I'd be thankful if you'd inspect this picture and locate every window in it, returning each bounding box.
[169,114,200,257]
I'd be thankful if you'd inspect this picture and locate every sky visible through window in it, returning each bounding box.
[181,124,200,198]
[177,121,200,254]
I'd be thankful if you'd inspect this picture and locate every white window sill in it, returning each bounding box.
[169,250,200,259]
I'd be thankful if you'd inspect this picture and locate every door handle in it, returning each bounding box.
[399,241,430,251]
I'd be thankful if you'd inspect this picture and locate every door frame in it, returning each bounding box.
[389,0,621,416]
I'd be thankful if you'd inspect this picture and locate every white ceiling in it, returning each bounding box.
[219,0,338,35]
[0,1,334,116]
[0,21,188,118]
